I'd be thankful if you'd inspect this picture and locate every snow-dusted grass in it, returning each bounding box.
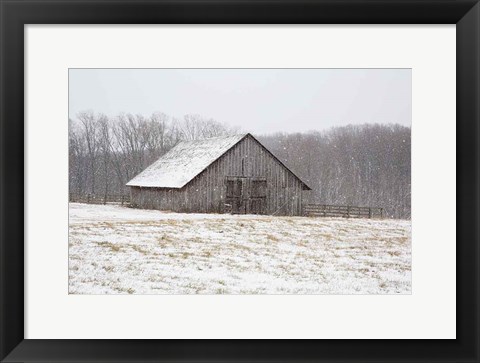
[69,203,411,294]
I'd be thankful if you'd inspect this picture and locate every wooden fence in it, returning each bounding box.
[303,204,383,219]
[69,193,130,205]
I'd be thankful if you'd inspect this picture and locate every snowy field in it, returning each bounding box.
[69,203,411,294]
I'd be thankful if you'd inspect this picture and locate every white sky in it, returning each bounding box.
[69,68,411,134]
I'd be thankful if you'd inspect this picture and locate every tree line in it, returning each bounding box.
[258,124,410,219]
[69,111,410,218]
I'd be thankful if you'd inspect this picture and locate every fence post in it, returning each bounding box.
[369,207,371,219]
[380,208,383,219]
[87,194,90,203]
[347,205,350,218]
[121,195,124,206]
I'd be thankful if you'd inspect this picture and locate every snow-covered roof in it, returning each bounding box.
[126,134,248,188]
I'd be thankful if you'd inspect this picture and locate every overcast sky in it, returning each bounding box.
[69,68,411,134]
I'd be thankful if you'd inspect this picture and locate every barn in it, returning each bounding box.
[126,133,311,216]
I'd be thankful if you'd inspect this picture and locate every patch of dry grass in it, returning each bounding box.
[266,234,279,242]
[95,241,122,252]
[130,244,150,255]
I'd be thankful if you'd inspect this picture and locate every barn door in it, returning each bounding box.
[226,177,246,214]
[249,178,267,214]
[226,177,267,214]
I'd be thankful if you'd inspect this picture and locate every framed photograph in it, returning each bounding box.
[67,68,411,296]
[1,0,478,362]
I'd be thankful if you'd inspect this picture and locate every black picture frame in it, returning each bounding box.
[1,1,479,362]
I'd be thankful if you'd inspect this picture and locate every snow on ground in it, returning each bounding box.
[69,203,411,294]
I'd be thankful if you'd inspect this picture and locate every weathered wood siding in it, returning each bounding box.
[130,134,306,216]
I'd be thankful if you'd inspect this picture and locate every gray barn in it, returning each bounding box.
[126,133,311,216]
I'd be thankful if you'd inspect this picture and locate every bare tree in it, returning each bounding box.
[179,114,239,140]
[77,111,100,195]
[98,115,112,203]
